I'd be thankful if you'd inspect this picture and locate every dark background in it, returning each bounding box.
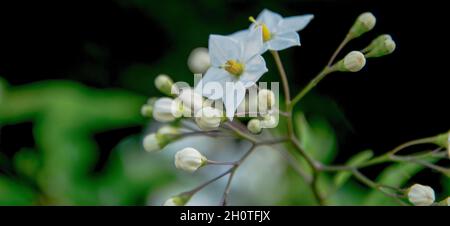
[0,0,448,203]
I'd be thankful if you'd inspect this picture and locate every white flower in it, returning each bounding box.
[195,106,223,131]
[188,47,211,74]
[258,89,275,112]
[152,97,183,122]
[407,184,435,206]
[195,27,268,120]
[247,119,262,134]
[232,9,314,51]
[174,147,207,173]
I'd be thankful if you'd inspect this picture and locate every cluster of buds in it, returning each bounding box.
[142,67,279,206]
[333,12,396,73]
[139,9,417,207]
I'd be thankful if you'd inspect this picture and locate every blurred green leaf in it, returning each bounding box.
[13,148,41,179]
[0,176,36,205]
[334,150,374,188]
[364,163,424,205]
[295,113,337,164]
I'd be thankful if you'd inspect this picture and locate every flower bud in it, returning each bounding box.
[407,184,435,206]
[155,74,174,96]
[142,126,181,152]
[258,89,275,113]
[337,51,366,72]
[163,193,192,206]
[236,95,259,117]
[247,119,262,134]
[174,147,207,173]
[140,104,153,117]
[438,197,450,206]
[349,12,376,39]
[177,88,205,116]
[143,133,159,152]
[195,107,223,131]
[260,114,278,128]
[364,35,396,58]
[152,97,183,122]
[187,47,211,74]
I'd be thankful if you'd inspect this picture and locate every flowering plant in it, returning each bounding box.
[141,9,449,206]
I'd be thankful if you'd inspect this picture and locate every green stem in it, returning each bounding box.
[270,50,295,138]
[289,66,335,109]
[225,122,258,143]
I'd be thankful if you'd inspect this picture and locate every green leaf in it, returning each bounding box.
[334,150,374,188]
[0,176,36,205]
[13,148,41,179]
[364,163,425,205]
[295,113,337,164]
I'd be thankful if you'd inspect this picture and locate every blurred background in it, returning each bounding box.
[0,0,448,205]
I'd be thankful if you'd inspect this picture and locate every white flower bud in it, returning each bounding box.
[364,36,396,58]
[152,97,183,122]
[157,125,180,136]
[349,12,376,38]
[142,126,181,152]
[187,47,211,74]
[236,95,259,117]
[143,133,160,152]
[258,89,275,113]
[177,88,205,116]
[195,107,223,131]
[155,74,174,96]
[437,197,450,206]
[260,114,278,128]
[247,119,262,134]
[163,193,191,206]
[407,184,435,206]
[337,51,366,72]
[174,147,207,173]
[140,104,153,117]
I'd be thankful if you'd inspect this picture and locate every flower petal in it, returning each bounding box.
[195,67,232,100]
[267,32,300,51]
[278,14,314,32]
[208,35,241,67]
[223,81,247,120]
[240,55,268,87]
[228,29,249,40]
[241,27,264,61]
[256,9,283,31]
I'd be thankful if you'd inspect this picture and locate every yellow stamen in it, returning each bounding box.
[248,16,272,42]
[223,60,244,76]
